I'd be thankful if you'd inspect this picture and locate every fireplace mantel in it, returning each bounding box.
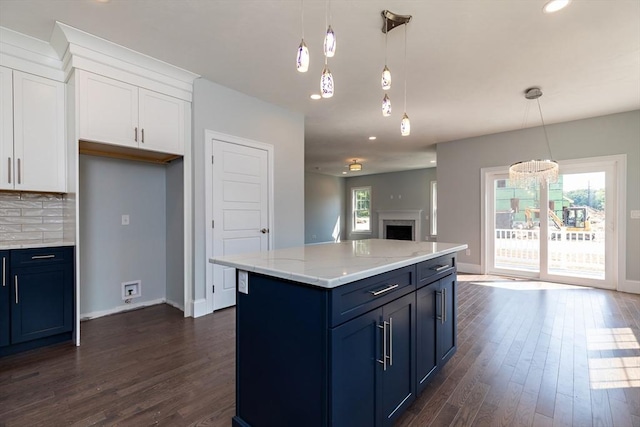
[378,210,422,241]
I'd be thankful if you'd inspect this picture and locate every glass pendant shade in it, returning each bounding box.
[509,159,559,187]
[324,25,336,57]
[381,65,391,90]
[382,94,392,117]
[321,65,334,98]
[296,39,309,72]
[401,113,410,136]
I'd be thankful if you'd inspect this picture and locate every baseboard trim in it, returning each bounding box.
[80,298,166,321]
[165,298,185,312]
[619,279,640,295]
[457,263,482,274]
[192,298,208,318]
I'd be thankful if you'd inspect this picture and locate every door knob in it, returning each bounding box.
[260,228,269,234]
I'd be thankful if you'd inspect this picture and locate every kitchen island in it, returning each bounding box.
[211,239,467,427]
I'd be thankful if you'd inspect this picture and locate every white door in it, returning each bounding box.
[211,139,270,310]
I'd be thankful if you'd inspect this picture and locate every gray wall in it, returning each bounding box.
[79,155,167,316]
[437,110,640,283]
[192,78,305,302]
[344,168,438,241]
[305,172,345,244]
[166,158,184,309]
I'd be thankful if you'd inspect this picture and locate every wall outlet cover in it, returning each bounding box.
[121,280,141,300]
[238,270,248,294]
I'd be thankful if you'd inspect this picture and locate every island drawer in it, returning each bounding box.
[329,264,415,327]
[417,254,456,288]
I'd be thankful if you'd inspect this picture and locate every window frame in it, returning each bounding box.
[351,186,372,234]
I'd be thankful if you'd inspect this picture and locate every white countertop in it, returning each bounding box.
[210,239,468,288]
[0,241,75,250]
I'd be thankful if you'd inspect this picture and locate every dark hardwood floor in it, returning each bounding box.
[2,277,640,426]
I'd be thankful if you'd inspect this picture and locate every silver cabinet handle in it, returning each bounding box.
[389,317,393,366]
[370,283,399,296]
[141,128,144,143]
[7,157,11,184]
[14,275,18,304]
[436,290,443,323]
[31,255,55,260]
[17,158,21,184]
[431,264,450,272]
[377,321,388,371]
[135,127,138,142]
[2,257,5,287]
[443,287,447,324]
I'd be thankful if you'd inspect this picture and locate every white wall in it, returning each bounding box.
[437,110,640,285]
[192,78,305,304]
[166,158,184,310]
[79,155,167,317]
[305,172,345,244]
[344,168,438,241]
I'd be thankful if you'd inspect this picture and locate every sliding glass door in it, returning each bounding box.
[486,158,617,289]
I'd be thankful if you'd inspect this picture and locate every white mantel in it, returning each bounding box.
[378,210,422,241]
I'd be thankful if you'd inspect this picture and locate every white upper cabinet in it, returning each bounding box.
[0,66,66,193]
[78,71,185,156]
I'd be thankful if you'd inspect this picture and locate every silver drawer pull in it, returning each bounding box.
[31,255,55,260]
[431,265,450,272]
[15,275,19,304]
[2,257,5,287]
[370,284,399,296]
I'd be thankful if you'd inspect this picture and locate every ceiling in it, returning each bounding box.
[1,1,638,176]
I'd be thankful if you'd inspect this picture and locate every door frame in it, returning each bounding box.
[481,154,627,290]
[204,130,274,314]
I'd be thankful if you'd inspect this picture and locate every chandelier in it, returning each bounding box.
[509,87,559,187]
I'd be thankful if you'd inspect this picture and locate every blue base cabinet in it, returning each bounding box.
[0,250,9,348]
[233,255,456,427]
[0,246,74,357]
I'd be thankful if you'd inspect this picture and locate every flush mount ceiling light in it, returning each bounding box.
[543,0,571,13]
[349,159,362,172]
[509,87,559,188]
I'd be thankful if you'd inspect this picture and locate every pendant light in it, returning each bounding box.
[324,0,336,57]
[382,93,392,117]
[508,87,559,187]
[296,0,309,72]
[321,57,334,98]
[400,23,410,136]
[381,16,391,90]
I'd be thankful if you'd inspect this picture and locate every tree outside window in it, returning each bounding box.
[352,187,371,232]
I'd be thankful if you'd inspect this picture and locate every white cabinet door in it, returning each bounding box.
[0,66,13,190]
[78,71,138,149]
[138,88,185,155]
[13,71,66,192]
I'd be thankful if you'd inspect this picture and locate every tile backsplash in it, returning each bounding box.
[0,192,73,246]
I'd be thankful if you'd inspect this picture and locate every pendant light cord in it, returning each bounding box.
[536,98,554,159]
[301,0,304,39]
[403,23,408,111]
[384,17,388,65]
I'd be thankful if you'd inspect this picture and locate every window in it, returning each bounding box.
[430,181,437,236]
[352,187,371,232]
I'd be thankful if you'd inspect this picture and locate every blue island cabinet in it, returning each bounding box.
[233,253,457,427]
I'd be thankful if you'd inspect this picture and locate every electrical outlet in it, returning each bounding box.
[466,249,471,256]
[121,214,130,225]
[121,280,141,300]
[238,270,249,294]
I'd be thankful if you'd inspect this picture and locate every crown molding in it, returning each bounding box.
[0,26,65,81]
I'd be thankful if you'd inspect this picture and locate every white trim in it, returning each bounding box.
[457,263,482,274]
[165,298,185,312]
[204,130,275,315]
[80,298,166,321]
[377,210,422,242]
[0,26,65,81]
[619,280,640,295]
[192,298,208,318]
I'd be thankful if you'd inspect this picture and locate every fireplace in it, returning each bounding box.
[378,210,422,241]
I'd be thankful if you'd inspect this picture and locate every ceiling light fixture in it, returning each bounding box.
[321,59,334,98]
[310,93,321,100]
[543,0,571,14]
[382,93,392,117]
[381,15,391,90]
[509,87,559,187]
[349,159,362,172]
[323,0,336,57]
[296,0,309,72]
[368,136,377,140]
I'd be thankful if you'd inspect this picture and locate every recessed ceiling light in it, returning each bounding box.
[368,136,376,140]
[543,0,571,14]
[310,94,321,100]
[342,171,347,175]
[430,160,436,164]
